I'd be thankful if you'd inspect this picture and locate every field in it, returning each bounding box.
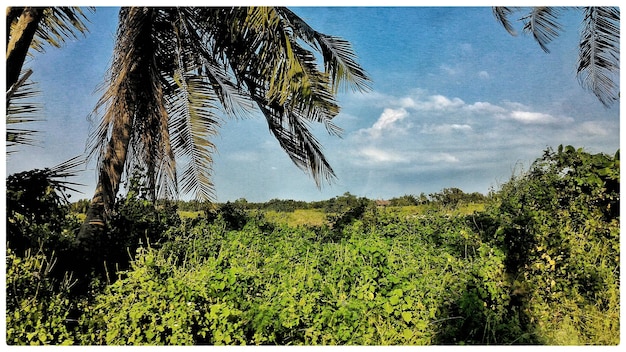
[5,146,620,345]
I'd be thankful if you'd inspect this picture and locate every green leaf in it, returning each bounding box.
[401,311,412,323]
[402,328,413,340]
[383,302,394,315]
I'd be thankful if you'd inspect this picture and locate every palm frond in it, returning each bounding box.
[175,8,256,119]
[6,7,25,46]
[493,6,519,36]
[85,6,369,206]
[166,72,221,201]
[218,6,358,186]
[577,6,620,107]
[267,106,337,186]
[47,155,85,195]
[29,7,93,53]
[275,7,371,93]
[244,73,337,187]
[6,69,42,151]
[521,7,562,53]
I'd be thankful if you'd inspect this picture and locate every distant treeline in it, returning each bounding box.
[70,188,489,214]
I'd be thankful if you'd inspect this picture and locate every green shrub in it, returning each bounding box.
[6,168,81,258]
[5,248,80,345]
[487,145,620,345]
[79,211,508,345]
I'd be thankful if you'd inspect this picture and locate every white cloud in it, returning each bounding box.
[360,108,409,138]
[337,88,618,197]
[421,123,473,134]
[506,110,574,125]
[465,101,505,114]
[427,153,460,163]
[576,121,609,137]
[358,147,409,164]
[478,71,490,79]
[414,95,465,111]
[372,108,408,131]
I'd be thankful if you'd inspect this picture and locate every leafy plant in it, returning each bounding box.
[5,248,79,345]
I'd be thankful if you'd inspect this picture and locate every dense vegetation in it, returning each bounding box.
[5,146,619,345]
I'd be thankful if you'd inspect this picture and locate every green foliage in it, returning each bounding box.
[76,170,187,294]
[5,146,619,345]
[87,171,181,279]
[324,192,375,233]
[429,188,488,208]
[204,201,250,231]
[69,198,90,214]
[78,247,247,345]
[6,168,80,255]
[388,194,421,206]
[5,248,79,345]
[484,145,620,344]
[78,209,519,345]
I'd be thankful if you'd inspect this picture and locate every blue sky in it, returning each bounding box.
[4,6,621,203]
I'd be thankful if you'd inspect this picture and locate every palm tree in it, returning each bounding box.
[493,6,620,107]
[6,7,92,149]
[78,7,370,240]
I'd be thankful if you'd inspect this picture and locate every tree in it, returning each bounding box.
[493,6,620,107]
[78,7,370,240]
[6,7,92,149]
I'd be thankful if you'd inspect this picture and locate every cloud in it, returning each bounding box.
[334,88,617,190]
[576,121,609,137]
[371,108,408,132]
[505,110,574,125]
[357,147,410,164]
[413,95,465,111]
[428,152,460,163]
[421,123,473,134]
[361,108,408,138]
[465,101,507,114]
[478,71,490,79]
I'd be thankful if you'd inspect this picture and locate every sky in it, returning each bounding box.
[4,5,621,203]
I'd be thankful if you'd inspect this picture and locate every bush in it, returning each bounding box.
[5,248,80,345]
[486,145,620,344]
[6,168,80,257]
[325,192,374,233]
[78,211,514,345]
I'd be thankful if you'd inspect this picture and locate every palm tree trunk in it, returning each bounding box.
[78,7,156,243]
[77,110,132,243]
[6,7,44,90]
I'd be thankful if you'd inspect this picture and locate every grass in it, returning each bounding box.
[178,210,203,219]
[264,208,327,227]
[386,202,486,218]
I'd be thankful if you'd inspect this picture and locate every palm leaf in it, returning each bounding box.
[6,69,42,151]
[86,6,369,206]
[275,7,371,93]
[493,7,519,36]
[186,7,345,187]
[175,8,256,119]
[577,6,620,107]
[47,155,85,195]
[520,7,562,53]
[29,7,94,53]
[166,72,221,201]
[254,93,337,186]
